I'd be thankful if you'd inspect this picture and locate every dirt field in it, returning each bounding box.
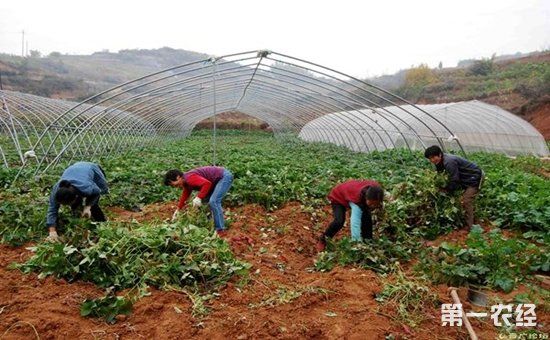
[1,202,548,339]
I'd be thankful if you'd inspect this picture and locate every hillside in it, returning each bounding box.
[369,51,550,139]
[0,47,209,101]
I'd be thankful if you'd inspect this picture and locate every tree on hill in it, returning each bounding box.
[469,57,494,76]
[29,50,41,58]
[395,64,439,102]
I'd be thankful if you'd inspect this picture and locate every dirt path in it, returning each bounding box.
[1,202,546,339]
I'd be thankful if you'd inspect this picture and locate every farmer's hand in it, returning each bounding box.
[192,197,202,208]
[82,206,92,218]
[171,209,179,222]
[46,229,60,242]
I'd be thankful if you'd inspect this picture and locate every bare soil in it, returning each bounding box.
[0,202,548,339]
[524,102,550,140]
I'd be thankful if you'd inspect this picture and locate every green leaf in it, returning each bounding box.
[80,300,96,316]
[495,277,515,293]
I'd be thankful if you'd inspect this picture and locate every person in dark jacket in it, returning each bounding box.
[164,166,233,236]
[316,180,384,252]
[424,145,483,229]
[46,162,108,242]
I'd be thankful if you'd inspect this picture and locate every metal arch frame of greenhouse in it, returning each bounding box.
[2,50,466,180]
[1,90,156,171]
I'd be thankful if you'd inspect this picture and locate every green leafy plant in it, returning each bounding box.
[80,295,133,323]
[379,170,463,240]
[315,236,418,273]
[20,220,250,290]
[418,226,548,292]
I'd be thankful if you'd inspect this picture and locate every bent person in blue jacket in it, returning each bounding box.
[424,145,484,229]
[46,162,109,241]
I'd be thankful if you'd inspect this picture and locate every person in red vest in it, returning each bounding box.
[164,166,233,236]
[316,179,384,252]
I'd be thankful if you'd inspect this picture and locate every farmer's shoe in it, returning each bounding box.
[216,229,228,238]
[316,235,327,252]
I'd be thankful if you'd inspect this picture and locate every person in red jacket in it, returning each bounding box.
[316,180,384,252]
[164,166,233,236]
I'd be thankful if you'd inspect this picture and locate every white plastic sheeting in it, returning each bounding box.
[299,100,548,156]
[0,90,157,167]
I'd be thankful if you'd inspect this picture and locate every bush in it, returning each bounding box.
[469,58,494,76]
[397,64,439,100]
[515,66,550,98]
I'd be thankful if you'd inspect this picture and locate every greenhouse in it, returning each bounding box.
[1,50,547,178]
[299,100,549,156]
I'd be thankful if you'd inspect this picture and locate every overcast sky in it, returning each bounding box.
[0,0,548,78]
